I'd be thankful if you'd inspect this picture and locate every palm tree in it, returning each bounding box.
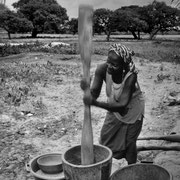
[0,0,6,5]
[171,0,180,8]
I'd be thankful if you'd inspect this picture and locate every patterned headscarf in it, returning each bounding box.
[109,43,136,72]
[109,43,135,64]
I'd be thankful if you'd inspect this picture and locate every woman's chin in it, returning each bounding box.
[107,69,113,74]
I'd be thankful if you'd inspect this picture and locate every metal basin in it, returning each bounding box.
[28,153,65,180]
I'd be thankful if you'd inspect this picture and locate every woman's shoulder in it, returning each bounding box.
[123,71,137,86]
[124,71,137,80]
[96,63,107,70]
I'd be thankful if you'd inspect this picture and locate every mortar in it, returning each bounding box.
[110,163,173,180]
[62,144,113,180]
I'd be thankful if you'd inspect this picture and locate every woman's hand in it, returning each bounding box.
[118,107,129,116]
[81,78,96,106]
[83,92,95,106]
[80,78,88,91]
[80,78,91,91]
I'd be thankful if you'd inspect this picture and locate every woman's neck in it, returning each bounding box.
[111,69,128,84]
[112,73,123,84]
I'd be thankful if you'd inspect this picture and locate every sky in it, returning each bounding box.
[5,0,172,19]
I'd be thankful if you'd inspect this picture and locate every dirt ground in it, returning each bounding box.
[0,52,180,180]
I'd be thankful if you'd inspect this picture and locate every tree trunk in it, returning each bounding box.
[31,28,38,38]
[8,32,11,39]
[130,31,138,39]
[149,29,160,40]
[137,30,141,40]
[106,31,111,42]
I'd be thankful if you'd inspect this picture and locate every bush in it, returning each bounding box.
[0,41,79,57]
[0,44,21,56]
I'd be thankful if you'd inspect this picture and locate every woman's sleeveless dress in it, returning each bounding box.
[100,71,145,154]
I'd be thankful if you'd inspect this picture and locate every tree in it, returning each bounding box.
[13,0,68,38]
[139,1,180,39]
[0,10,33,39]
[171,0,180,8]
[93,8,114,41]
[113,7,148,39]
[44,14,63,34]
[68,18,78,35]
[0,3,8,11]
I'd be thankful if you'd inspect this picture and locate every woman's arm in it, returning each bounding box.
[90,64,106,99]
[81,63,106,99]
[92,73,137,113]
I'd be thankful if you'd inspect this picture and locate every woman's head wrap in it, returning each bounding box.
[109,43,136,73]
[109,43,135,64]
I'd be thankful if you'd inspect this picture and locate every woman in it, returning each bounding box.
[81,43,145,164]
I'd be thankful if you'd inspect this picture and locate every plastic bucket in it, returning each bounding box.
[110,163,173,180]
[62,144,113,180]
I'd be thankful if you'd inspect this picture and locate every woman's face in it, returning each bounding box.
[106,51,124,75]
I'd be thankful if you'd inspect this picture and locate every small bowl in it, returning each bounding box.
[37,154,63,174]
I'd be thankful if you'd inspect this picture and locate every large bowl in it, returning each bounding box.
[37,154,63,174]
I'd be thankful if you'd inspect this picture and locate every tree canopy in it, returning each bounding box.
[113,7,148,39]
[1,0,179,40]
[139,1,180,39]
[93,8,114,41]
[13,0,68,37]
[0,3,8,11]
[0,9,33,39]
[68,18,78,35]
[93,1,180,40]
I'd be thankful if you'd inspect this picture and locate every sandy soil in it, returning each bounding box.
[0,52,180,180]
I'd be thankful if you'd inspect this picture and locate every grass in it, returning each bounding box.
[93,39,180,64]
[0,34,179,111]
[0,33,180,180]
[0,34,180,64]
[0,54,82,117]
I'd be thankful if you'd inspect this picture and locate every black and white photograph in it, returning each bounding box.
[0,0,180,179]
